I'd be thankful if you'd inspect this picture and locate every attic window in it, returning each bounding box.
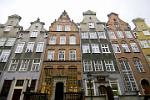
[4,25,12,32]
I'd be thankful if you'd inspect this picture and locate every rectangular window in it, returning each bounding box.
[108,31,116,39]
[146,55,150,61]
[47,50,55,60]
[117,31,124,38]
[60,36,66,44]
[31,59,40,71]
[69,50,76,60]
[89,32,97,39]
[19,59,30,71]
[56,25,62,31]
[122,44,130,52]
[36,42,44,52]
[69,36,76,44]
[85,80,96,96]
[15,42,25,53]
[83,60,93,72]
[81,32,89,39]
[8,59,19,71]
[94,60,103,71]
[109,80,120,96]
[0,38,7,46]
[0,50,11,62]
[134,59,145,72]
[58,50,65,60]
[25,42,34,52]
[143,31,150,35]
[88,22,95,29]
[104,60,115,71]
[130,43,139,52]
[65,25,70,31]
[5,38,16,46]
[97,32,106,39]
[112,44,121,53]
[91,44,100,53]
[101,44,110,53]
[82,44,90,53]
[49,36,56,44]
[140,40,150,48]
[4,25,12,32]
[125,31,133,38]
[30,30,38,37]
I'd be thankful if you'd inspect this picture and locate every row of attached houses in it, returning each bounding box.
[0,10,150,100]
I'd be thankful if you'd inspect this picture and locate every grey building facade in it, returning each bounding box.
[0,18,47,100]
[79,10,125,97]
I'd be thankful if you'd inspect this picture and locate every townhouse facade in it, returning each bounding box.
[0,18,47,100]
[79,10,124,98]
[39,11,82,100]
[107,13,150,95]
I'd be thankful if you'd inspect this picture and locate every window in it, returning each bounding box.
[4,25,12,32]
[94,60,103,71]
[69,50,76,60]
[125,31,133,38]
[143,31,150,35]
[56,25,62,31]
[65,25,70,31]
[97,32,106,39]
[31,59,40,71]
[146,55,150,61]
[91,44,100,53]
[82,44,90,53]
[104,60,115,71]
[58,50,65,60]
[47,50,55,60]
[89,32,97,39]
[108,31,116,39]
[121,44,130,52]
[30,30,38,37]
[15,80,24,86]
[0,50,11,62]
[112,44,121,53]
[60,36,66,44]
[15,42,25,53]
[81,32,89,39]
[130,43,139,52]
[117,31,124,38]
[5,38,16,46]
[19,59,30,71]
[109,80,120,96]
[69,36,76,44]
[101,44,110,53]
[49,36,56,44]
[140,40,150,48]
[26,42,34,52]
[83,60,93,72]
[0,38,7,46]
[36,42,44,52]
[88,22,95,29]
[8,59,19,71]
[134,59,145,72]
[85,80,96,96]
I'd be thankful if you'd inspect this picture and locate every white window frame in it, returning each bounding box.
[91,44,100,53]
[81,32,89,39]
[60,36,66,44]
[109,80,121,96]
[15,42,25,53]
[134,59,145,72]
[58,50,65,60]
[112,44,121,53]
[0,38,7,46]
[47,50,55,60]
[83,60,93,72]
[4,25,12,32]
[19,59,30,71]
[140,40,150,48]
[143,31,150,35]
[85,80,96,96]
[121,44,130,52]
[88,22,95,29]
[0,50,11,62]
[36,42,44,52]
[69,50,76,60]
[5,38,16,46]
[101,44,110,53]
[104,60,115,71]
[8,59,19,71]
[65,25,70,31]
[25,42,34,52]
[56,25,62,31]
[108,31,116,39]
[49,36,56,44]
[69,36,76,44]
[31,59,41,71]
[82,44,90,53]
[117,31,124,38]
[125,31,133,38]
[130,43,140,52]
[97,32,106,39]
[30,30,38,37]
[89,32,97,39]
[94,60,104,71]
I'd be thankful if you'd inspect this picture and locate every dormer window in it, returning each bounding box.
[56,25,62,31]
[88,22,95,29]
[30,30,38,37]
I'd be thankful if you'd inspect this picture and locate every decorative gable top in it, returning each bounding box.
[59,10,70,20]
[30,18,45,25]
[8,14,21,20]
[83,10,96,15]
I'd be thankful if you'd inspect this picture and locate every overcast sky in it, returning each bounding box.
[0,0,150,30]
